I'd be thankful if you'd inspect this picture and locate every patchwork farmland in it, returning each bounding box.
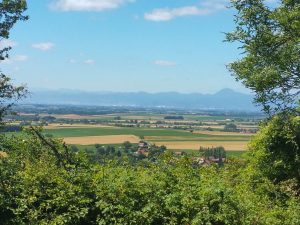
[8,106,262,153]
[44,124,253,152]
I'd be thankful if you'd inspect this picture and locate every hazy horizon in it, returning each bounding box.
[29,87,253,95]
[22,87,257,111]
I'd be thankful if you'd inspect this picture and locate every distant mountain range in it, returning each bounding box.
[23,88,258,111]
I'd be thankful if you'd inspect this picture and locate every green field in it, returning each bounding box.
[44,127,251,142]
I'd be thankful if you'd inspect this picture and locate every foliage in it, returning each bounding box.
[1,0,300,224]
[1,130,300,225]
[247,115,300,187]
[226,0,300,115]
[147,144,166,161]
[0,74,27,122]
[0,0,28,122]
[122,141,133,151]
[0,131,94,225]
[0,0,28,59]
[200,146,226,159]
[226,0,300,196]
[224,123,238,132]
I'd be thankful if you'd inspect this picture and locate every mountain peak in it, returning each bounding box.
[215,88,236,95]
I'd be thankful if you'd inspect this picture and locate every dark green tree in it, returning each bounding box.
[148,145,167,161]
[117,150,122,157]
[227,0,300,190]
[224,123,238,132]
[70,145,79,152]
[226,0,300,115]
[122,141,132,150]
[248,115,300,186]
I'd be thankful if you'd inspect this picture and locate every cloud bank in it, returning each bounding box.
[32,42,55,51]
[145,1,227,22]
[50,0,135,12]
[1,55,29,64]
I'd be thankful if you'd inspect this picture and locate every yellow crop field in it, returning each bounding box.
[153,141,248,151]
[145,136,202,141]
[63,135,140,145]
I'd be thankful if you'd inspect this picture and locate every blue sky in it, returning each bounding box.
[1,0,249,94]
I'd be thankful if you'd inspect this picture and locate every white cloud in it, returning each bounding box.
[32,42,55,51]
[154,60,176,66]
[1,54,29,64]
[0,39,17,49]
[84,59,95,65]
[144,1,227,22]
[50,0,135,12]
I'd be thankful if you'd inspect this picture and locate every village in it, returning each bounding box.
[134,140,226,166]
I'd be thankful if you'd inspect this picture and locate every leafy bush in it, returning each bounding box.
[1,130,300,224]
[247,115,300,187]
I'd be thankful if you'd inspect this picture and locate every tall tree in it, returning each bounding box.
[0,0,28,122]
[227,0,300,189]
[226,0,300,115]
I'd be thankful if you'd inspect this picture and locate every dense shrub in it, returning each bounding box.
[247,115,300,186]
[1,130,300,224]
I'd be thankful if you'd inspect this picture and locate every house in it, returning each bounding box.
[208,156,226,163]
[174,151,187,156]
[193,156,226,166]
[135,141,150,157]
[193,157,210,166]
[138,141,149,149]
[136,149,149,157]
